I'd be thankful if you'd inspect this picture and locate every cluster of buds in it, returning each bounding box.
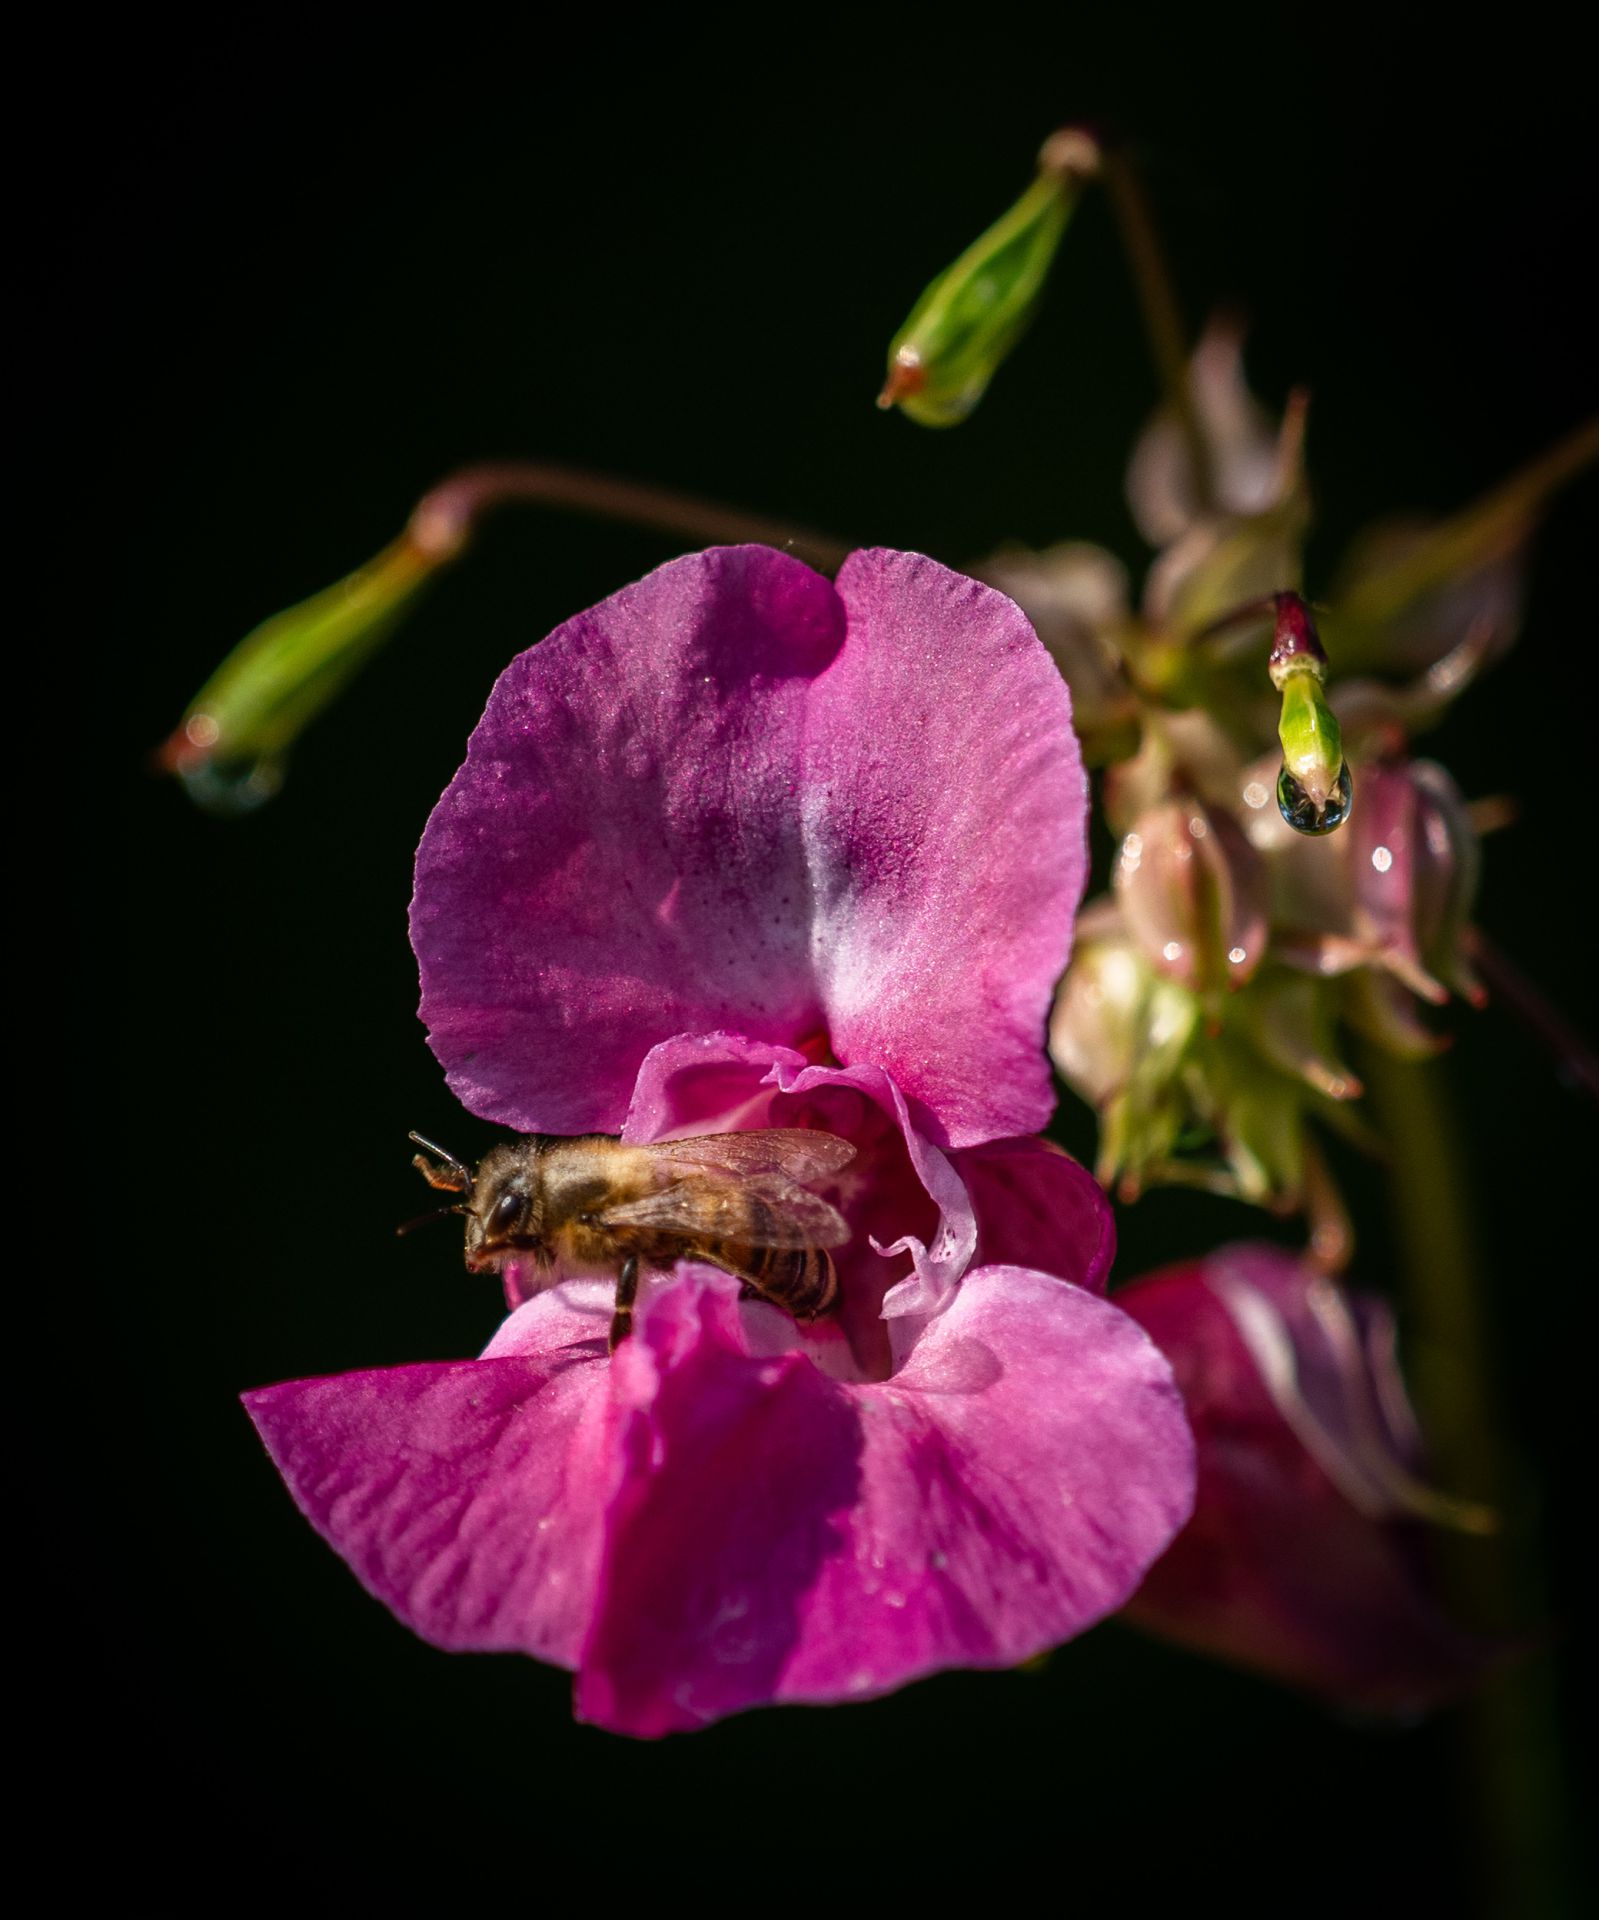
[999,325,1578,1227]
[880,138,1590,1235]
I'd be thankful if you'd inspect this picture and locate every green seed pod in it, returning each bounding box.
[878,130,1099,428]
[158,531,451,814]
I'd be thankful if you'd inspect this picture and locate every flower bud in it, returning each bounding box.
[1115,798,1268,993]
[1269,594,1352,834]
[1241,972,1363,1103]
[1048,928,1149,1107]
[1054,920,1336,1212]
[1126,317,1284,546]
[158,533,446,814]
[878,130,1099,428]
[1049,923,1199,1198]
[1348,759,1484,1006]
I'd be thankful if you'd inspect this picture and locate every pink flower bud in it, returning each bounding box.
[1126,317,1285,546]
[1048,926,1149,1107]
[1115,798,1269,993]
[1348,759,1484,1006]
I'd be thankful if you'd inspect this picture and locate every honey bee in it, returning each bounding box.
[406,1128,856,1351]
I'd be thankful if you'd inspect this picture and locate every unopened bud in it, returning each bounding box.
[1269,593,1352,834]
[1049,931,1149,1105]
[1243,973,1364,1102]
[878,130,1099,428]
[157,535,443,814]
[1050,924,1200,1199]
[1349,759,1484,1006]
[1115,798,1269,993]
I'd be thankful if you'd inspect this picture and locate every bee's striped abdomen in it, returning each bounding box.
[720,1241,839,1318]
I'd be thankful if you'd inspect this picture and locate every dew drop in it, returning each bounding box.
[1371,845,1393,872]
[1277,762,1353,835]
[176,754,285,818]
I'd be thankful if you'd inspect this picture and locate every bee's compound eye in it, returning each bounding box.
[488,1190,525,1238]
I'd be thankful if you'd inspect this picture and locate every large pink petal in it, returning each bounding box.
[577,1266,1194,1736]
[809,551,1087,1144]
[411,546,1084,1148]
[244,1290,613,1667]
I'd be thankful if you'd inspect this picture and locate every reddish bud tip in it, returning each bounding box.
[877,349,927,410]
[1268,591,1328,686]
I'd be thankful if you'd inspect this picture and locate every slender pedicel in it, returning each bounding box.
[157,464,852,814]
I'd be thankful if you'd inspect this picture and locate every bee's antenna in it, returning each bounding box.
[396,1204,467,1237]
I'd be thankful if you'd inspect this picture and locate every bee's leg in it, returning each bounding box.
[609,1253,641,1353]
[411,1153,468,1193]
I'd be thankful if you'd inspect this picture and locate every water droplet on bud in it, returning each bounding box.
[175,755,285,817]
[1277,762,1353,835]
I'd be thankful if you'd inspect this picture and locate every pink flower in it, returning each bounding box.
[1117,1242,1496,1714]
[245,546,1196,1736]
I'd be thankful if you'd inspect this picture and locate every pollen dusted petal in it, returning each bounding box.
[411,544,1086,1149]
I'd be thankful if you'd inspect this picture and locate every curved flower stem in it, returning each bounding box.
[1365,1049,1571,1917]
[159,463,854,811]
[406,461,853,573]
[1099,146,1216,515]
[1300,1136,1355,1272]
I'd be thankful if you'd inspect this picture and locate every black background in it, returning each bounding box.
[56,11,1596,1907]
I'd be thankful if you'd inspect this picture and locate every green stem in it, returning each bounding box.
[1099,148,1216,514]
[160,463,854,812]
[1364,1048,1571,1917]
[407,461,852,574]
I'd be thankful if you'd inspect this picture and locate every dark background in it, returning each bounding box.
[56,12,1595,1907]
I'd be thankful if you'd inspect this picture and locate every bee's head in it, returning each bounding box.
[463,1145,545,1271]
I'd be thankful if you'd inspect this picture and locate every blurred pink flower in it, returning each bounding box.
[1118,1242,1496,1713]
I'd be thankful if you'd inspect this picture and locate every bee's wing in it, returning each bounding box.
[642,1128,856,1183]
[597,1174,852,1249]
